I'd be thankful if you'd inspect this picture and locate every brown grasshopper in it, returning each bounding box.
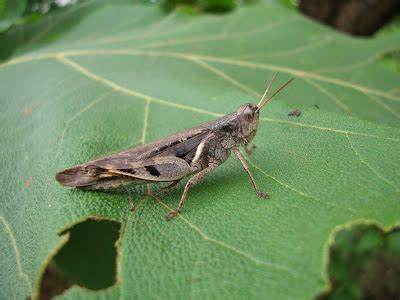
[56,75,293,220]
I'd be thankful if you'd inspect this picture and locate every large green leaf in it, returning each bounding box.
[5,1,400,126]
[0,3,399,300]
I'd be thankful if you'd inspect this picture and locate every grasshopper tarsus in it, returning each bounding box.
[128,196,136,211]
[256,190,269,199]
[165,209,181,221]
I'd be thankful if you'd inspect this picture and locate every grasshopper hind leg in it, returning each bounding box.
[165,162,219,220]
[77,177,140,190]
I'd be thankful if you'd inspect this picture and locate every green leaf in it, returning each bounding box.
[1,0,26,19]
[0,3,399,300]
[0,0,5,18]
[0,0,26,33]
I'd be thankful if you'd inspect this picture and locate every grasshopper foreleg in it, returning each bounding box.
[165,162,219,220]
[233,147,269,199]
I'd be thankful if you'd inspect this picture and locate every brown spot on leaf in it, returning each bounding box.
[21,106,33,117]
[288,109,302,117]
[192,277,200,283]
[24,177,32,188]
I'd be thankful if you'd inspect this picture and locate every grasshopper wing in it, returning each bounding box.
[56,127,211,189]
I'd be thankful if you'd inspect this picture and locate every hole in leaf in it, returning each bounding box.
[317,224,400,300]
[40,219,121,299]
[39,263,73,300]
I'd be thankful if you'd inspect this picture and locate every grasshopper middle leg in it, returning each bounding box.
[155,178,182,195]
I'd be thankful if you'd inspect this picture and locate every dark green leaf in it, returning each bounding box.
[0,3,399,300]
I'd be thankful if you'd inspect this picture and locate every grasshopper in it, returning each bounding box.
[56,75,293,220]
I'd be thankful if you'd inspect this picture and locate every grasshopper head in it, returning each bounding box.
[238,75,294,146]
[237,103,260,146]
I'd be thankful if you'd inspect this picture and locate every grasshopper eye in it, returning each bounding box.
[243,107,254,121]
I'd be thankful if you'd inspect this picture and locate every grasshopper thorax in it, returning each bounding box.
[237,103,260,146]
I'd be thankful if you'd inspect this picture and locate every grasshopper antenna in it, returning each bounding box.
[257,73,278,108]
[255,77,294,113]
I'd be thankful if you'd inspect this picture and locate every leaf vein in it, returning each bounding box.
[135,16,301,50]
[260,117,400,142]
[141,100,151,144]
[345,133,399,192]
[303,78,352,114]
[190,58,261,97]
[363,93,400,119]
[0,215,33,297]
[313,57,374,74]
[151,194,308,280]
[50,53,399,142]
[246,159,357,214]
[53,90,113,162]
[232,36,332,59]
[2,49,399,104]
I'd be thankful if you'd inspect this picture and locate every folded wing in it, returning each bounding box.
[56,126,211,189]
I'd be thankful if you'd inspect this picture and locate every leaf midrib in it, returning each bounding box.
[2,49,399,105]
